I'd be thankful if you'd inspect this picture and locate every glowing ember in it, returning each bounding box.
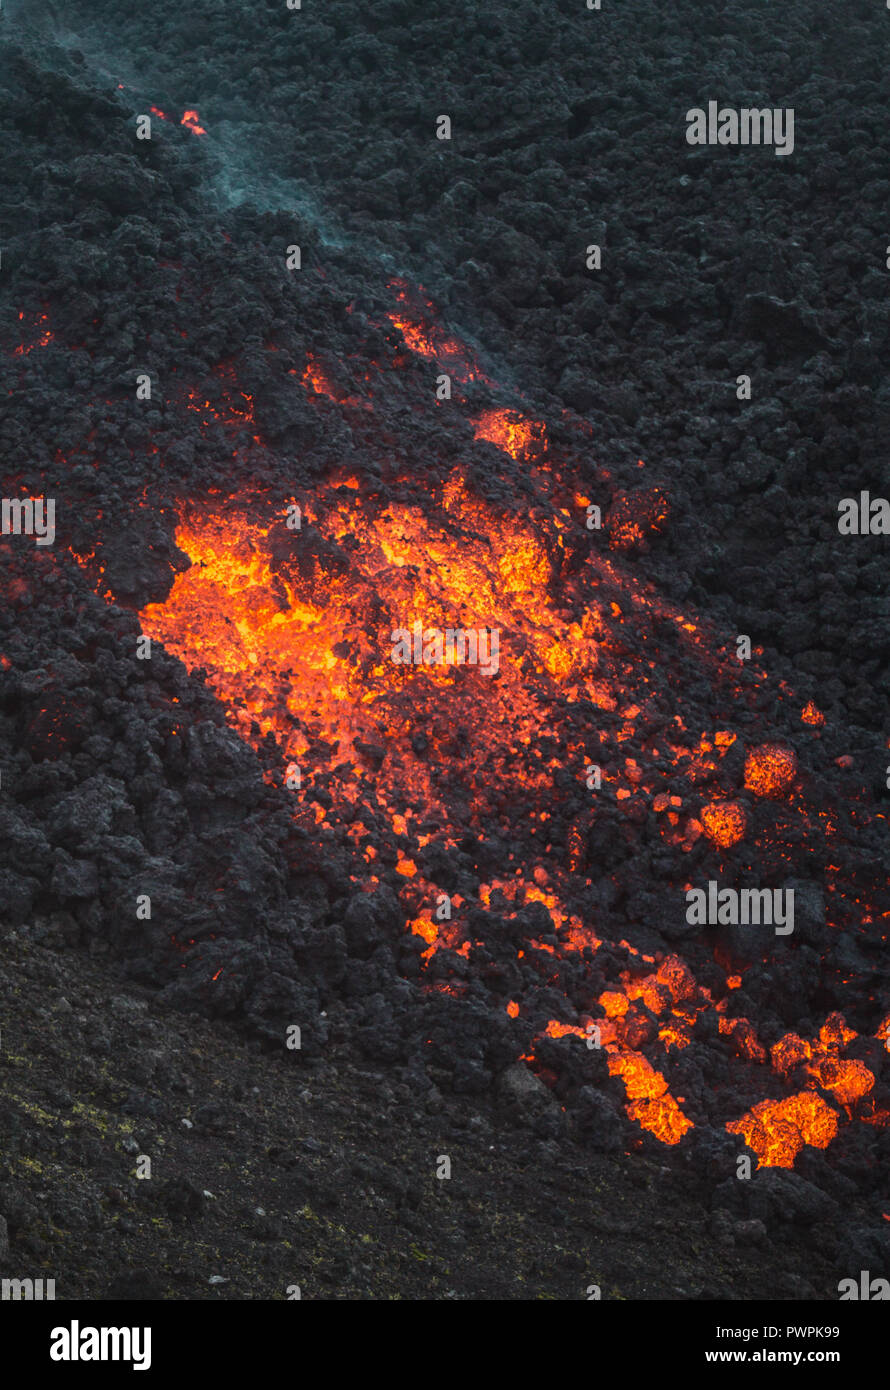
[609,1053,692,1145]
[719,1016,767,1064]
[659,1022,691,1050]
[472,409,546,461]
[700,799,747,849]
[386,278,490,383]
[801,700,824,726]
[545,1020,587,1040]
[808,1056,873,1107]
[13,310,53,356]
[727,1092,839,1167]
[409,917,437,946]
[181,109,206,135]
[300,354,369,409]
[771,1032,811,1074]
[608,487,669,551]
[744,743,797,798]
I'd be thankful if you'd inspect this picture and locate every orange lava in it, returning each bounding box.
[472,409,546,461]
[300,354,369,409]
[770,1031,811,1074]
[609,1053,693,1145]
[744,743,797,798]
[545,1020,587,1040]
[608,488,669,551]
[386,279,489,383]
[659,1022,691,1050]
[808,1056,873,1107]
[801,701,824,727]
[91,285,884,1169]
[181,110,206,135]
[13,310,53,356]
[700,799,747,849]
[138,474,676,859]
[726,1092,839,1167]
[719,1016,767,1064]
[302,354,340,399]
[768,1012,873,1110]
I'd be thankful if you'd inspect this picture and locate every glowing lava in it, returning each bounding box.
[13,310,53,356]
[472,408,546,461]
[744,743,797,798]
[726,1092,839,1168]
[700,799,747,849]
[386,278,490,384]
[85,276,885,1170]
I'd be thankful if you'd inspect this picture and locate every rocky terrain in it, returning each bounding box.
[0,0,888,1303]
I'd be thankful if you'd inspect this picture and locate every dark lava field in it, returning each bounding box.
[0,0,888,1312]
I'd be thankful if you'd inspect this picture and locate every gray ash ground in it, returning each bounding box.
[0,932,859,1300]
[0,0,889,1299]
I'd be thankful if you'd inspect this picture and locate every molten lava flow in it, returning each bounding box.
[139,484,623,854]
[136,471,867,1158]
[90,277,885,1169]
[386,278,490,384]
[726,1093,839,1168]
[801,700,825,727]
[609,1053,693,1145]
[472,409,546,461]
[744,744,797,797]
[181,109,206,135]
[700,799,747,849]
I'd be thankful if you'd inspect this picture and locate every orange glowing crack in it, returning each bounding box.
[181,109,206,135]
[386,278,491,384]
